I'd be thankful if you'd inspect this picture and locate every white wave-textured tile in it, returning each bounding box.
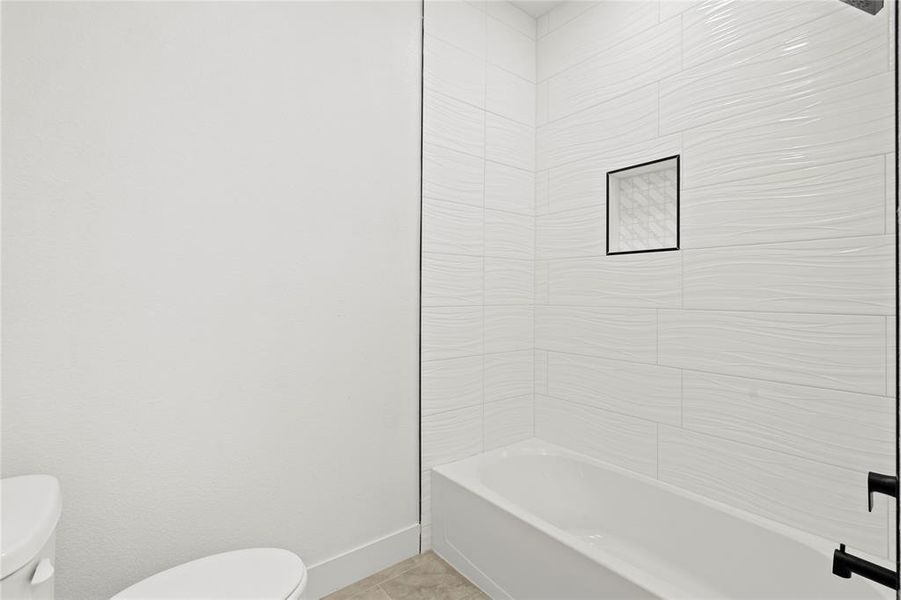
[420,0,538,532]
[680,156,886,248]
[424,0,896,568]
[535,306,658,363]
[535,395,658,477]
[485,350,534,402]
[422,144,484,207]
[547,252,681,308]
[484,257,533,305]
[681,371,895,474]
[484,395,534,450]
[546,352,682,425]
[658,310,886,395]
[658,425,887,557]
[681,235,894,314]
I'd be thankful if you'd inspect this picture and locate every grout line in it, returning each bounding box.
[531,348,894,401]
[537,143,891,181]
[424,30,536,84]
[480,7,488,455]
[545,393,893,478]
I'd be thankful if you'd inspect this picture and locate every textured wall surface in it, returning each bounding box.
[2,3,421,597]
[534,0,895,560]
[420,0,538,547]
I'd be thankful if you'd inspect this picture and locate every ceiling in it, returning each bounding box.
[509,0,562,17]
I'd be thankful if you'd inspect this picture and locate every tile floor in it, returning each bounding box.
[324,551,488,600]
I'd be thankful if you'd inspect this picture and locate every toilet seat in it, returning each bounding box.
[111,548,306,600]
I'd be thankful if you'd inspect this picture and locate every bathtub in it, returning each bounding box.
[431,439,894,600]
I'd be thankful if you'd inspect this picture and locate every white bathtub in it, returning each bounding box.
[431,439,893,600]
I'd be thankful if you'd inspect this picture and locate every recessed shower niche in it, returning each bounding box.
[606,155,680,255]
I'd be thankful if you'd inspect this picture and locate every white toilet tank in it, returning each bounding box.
[1,475,61,600]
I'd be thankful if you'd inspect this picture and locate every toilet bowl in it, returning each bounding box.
[112,548,307,600]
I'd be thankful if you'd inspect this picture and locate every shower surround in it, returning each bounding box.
[422,0,895,563]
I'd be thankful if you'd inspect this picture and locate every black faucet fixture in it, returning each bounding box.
[832,544,898,590]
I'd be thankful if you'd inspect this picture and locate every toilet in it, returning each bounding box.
[1,475,307,600]
[1,475,62,600]
[112,548,308,600]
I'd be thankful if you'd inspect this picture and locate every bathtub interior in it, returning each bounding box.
[434,440,892,600]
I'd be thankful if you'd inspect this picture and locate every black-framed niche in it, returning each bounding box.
[606,155,680,256]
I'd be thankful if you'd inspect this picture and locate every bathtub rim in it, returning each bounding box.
[432,438,893,600]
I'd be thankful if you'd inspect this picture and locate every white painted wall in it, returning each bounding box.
[420,0,538,548]
[534,0,895,561]
[1,2,421,598]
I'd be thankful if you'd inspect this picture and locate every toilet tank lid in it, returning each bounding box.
[1,475,62,580]
[111,548,307,600]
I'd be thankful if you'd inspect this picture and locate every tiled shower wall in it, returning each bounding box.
[534,0,896,560]
[420,0,537,549]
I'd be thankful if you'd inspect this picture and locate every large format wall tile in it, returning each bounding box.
[422,253,483,306]
[658,0,698,22]
[487,65,536,126]
[485,395,534,450]
[487,113,535,170]
[548,253,681,308]
[536,206,606,259]
[425,0,486,58]
[537,1,657,81]
[421,1,538,534]
[548,17,681,121]
[425,35,485,108]
[536,395,657,477]
[422,405,483,469]
[423,143,484,208]
[536,84,658,170]
[680,0,843,70]
[658,426,888,558]
[485,161,534,214]
[887,153,896,235]
[487,1,536,39]
[424,89,485,158]
[488,17,536,81]
[680,156,885,248]
[682,236,894,315]
[422,356,483,416]
[485,306,534,354]
[547,352,681,424]
[545,134,682,214]
[534,350,548,395]
[485,209,534,259]
[536,306,657,363]
[658,310,886,395]
[682,371,894,474]
[485,257,533,305]
[888,317,896,400]
[534,261,549,304]
[422,199,483,256]
[544,1,596,36]
[485,350,534,402]
[661,6,888,134]
[531,0,894,559]
[683,73,894,188]
[422,306,483,361]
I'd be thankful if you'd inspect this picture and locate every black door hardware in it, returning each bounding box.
[832,544,899,590]
[867,472,898,512]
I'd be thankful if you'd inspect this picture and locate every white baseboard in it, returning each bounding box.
[305,523,421,599]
